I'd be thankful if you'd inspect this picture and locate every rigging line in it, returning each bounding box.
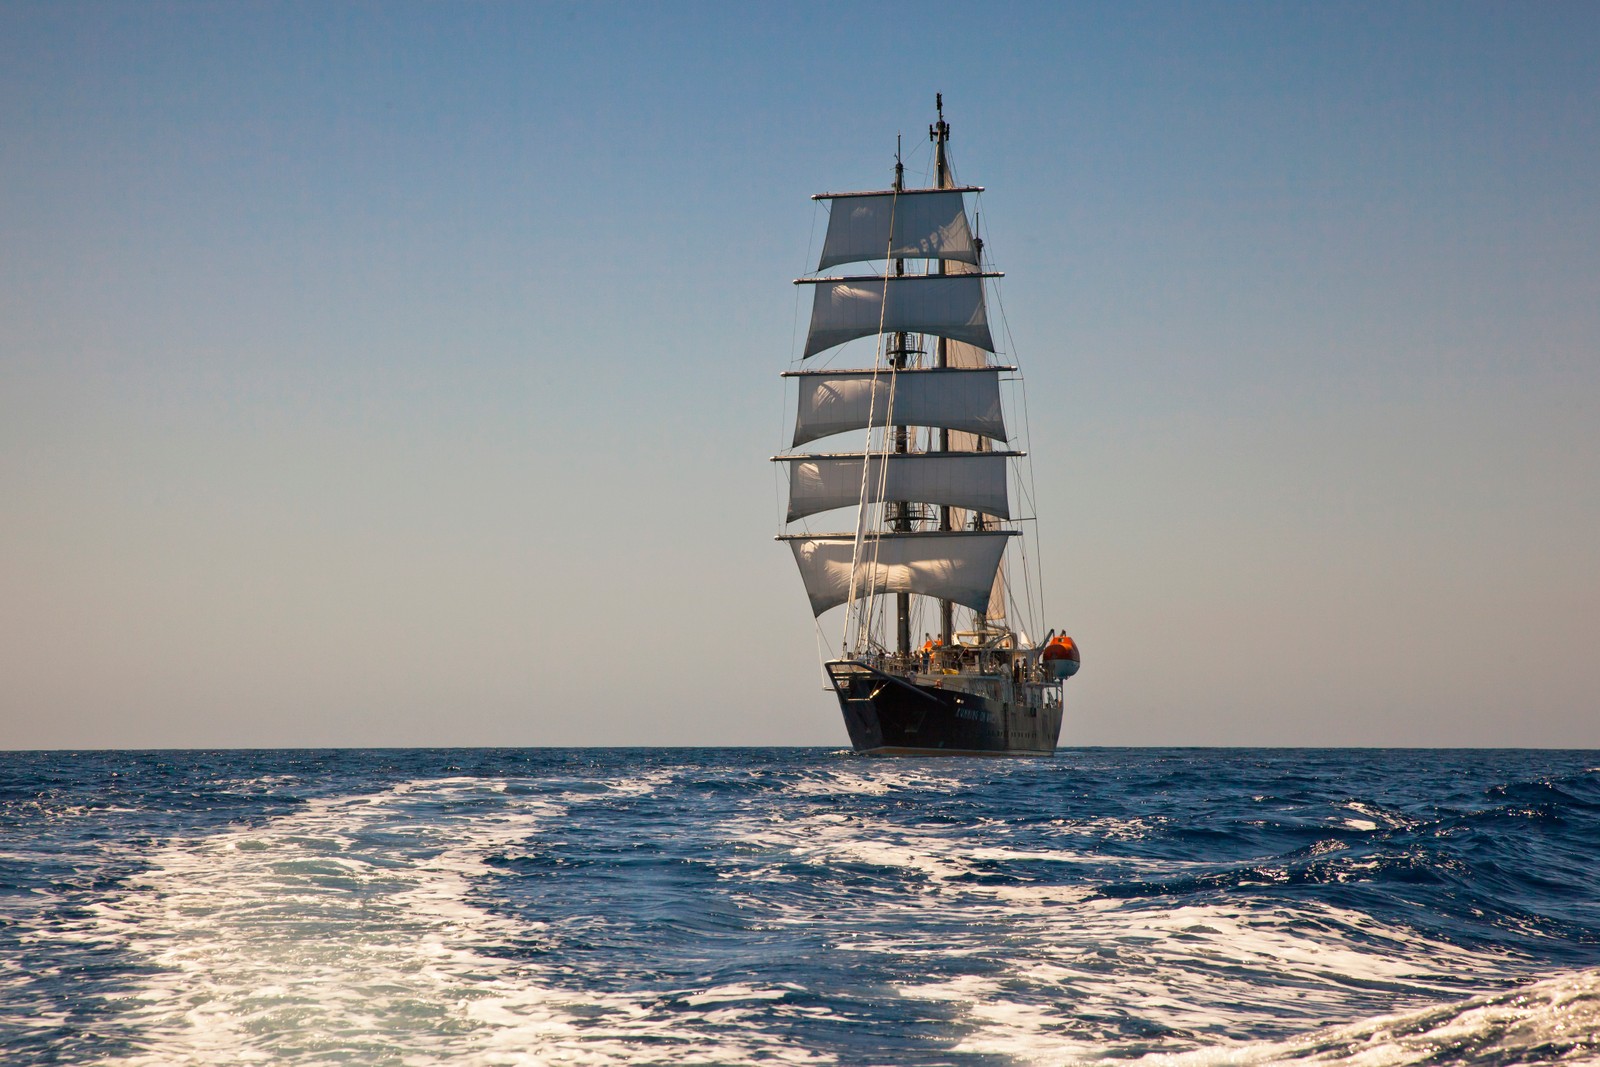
[783,201,823,405]
[862,206,904,654]
[1007,458,1040,631]
[793,200,823,367]
[773,455,786,536]
[1011,509,1039,643]
[996,282,1049,629]
[798,212,850,680]
[844,184,901,658]
[813,617,841,689]
[985,228,1050,634]
[774,379,791,525]
[782,203,824,543]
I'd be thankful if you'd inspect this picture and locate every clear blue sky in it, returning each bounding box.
[3,2,1596,748]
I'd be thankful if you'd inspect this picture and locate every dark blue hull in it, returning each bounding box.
[826,660,1063,756]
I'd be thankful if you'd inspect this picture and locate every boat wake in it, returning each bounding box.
[75,773,827,1066]
[1126,967,1600,1066]
[5,749,1596,1066]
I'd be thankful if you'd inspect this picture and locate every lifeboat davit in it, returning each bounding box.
[1041,634,1080,680]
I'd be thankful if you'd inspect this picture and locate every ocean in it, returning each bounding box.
[1,748,1597,1065]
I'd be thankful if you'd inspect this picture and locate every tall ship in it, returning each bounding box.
[775,96,1080,756]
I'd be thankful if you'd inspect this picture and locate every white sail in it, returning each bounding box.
[781,531,1017,616]
[801,275,995,359]
[816,190,979,270]
[943,501,1008,622]
[947,430,986,453]
[780,452,1013,522]
[943,340,991,369]
[788,368,1007,447]
[986,566,1007,620]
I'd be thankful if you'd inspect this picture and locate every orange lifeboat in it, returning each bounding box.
[1041,634,1080,680]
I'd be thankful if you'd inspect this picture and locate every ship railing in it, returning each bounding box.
[824,658,952,707]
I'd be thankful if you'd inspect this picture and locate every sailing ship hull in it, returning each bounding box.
[826,661,1063,756]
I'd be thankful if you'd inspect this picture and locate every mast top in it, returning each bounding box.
[930,93,950,148]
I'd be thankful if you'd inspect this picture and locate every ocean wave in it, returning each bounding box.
[56,773,837,1065]
[1119,966,1600,1066]
[3,748,1598,1065]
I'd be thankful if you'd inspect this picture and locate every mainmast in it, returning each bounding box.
[890,141,912,657]
[932,94,955,650]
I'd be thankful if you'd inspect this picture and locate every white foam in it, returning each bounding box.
[717,802,1542,1061]
[1113,966,1600,1067]
[681,984,791,1006]
[786,765,971,797]
[14,763,1588,1065]
[66,775,834,1066]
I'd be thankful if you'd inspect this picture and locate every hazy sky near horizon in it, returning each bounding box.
[3,2,1597,749]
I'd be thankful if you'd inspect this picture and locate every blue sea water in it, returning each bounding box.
[1,748,1598,1066]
